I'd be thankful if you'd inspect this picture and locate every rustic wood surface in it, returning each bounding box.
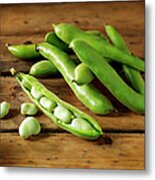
[0,1,145,170]
[0,133,144,170]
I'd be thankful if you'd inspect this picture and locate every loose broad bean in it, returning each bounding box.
[54,23,144,71]
[11,69,103,140]
[73,63,94,85]
[21,103,38,115]
[6,43,41,60]
[36,42,114,115]
[70,39,144,113]
[105,25,144,94]
[19,117,41,139]
[0,101,10,119]
[29,60,59,77]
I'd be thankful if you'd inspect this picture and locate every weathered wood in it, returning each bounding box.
[0,2,144,36]
[0,1,144,74]
[0,133,144,170]
[0,77,144,131]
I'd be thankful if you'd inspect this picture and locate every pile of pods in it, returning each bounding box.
[1,23,144,140]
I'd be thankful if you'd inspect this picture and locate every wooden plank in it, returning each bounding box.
[0,133,144,169]
[0,77,144,131]
[0,2,144,36]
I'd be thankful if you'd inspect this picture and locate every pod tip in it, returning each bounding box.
[10,68,17,76]
[52,23,56,29]
[5,43,11,48]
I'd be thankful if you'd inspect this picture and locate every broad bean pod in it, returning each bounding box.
[29,60,59,77]
[73,63,95,85]
[70,40,144,113]
[6,43,41,60]
[11,69,103,140]
[54,23,144,71]
[105,25,144,94]
[36,42,114,115]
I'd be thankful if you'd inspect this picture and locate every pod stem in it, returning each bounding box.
[10,68,17,76]
[5,43,11,47]
[10,68,22,80]
[52,23,56,29]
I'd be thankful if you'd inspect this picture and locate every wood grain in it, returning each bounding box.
[0,133,144,170]
[0,2,144,36]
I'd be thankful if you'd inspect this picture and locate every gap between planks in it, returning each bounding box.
[0,128,145,134]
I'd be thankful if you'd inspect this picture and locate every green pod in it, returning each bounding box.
[45,32,71,52]
[54,23,144,71]
[70,40,144,113]
[36,42,114,115]
[105,25,144,94]
[12,70,103,140]
[123,66,144,94]
[86,30,109,42]
[19,117,41,139]
[73,63,95,85]
[0,101,10,119]
[6,43,41,60]
[29,60,59,77]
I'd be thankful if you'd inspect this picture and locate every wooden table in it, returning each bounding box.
[0,1,145,170]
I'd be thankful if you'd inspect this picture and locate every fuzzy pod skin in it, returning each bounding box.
[54,23,144,71]
[19,117,41,139]
[0,101,10,119]
[21,103,38,115]
[7,44,41,60]
[13,71,103,140]
[70,40,144,113]
[73,63,95,85]
[105,25,144,94]
[36,42,114,115]
[29,60,59,77]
